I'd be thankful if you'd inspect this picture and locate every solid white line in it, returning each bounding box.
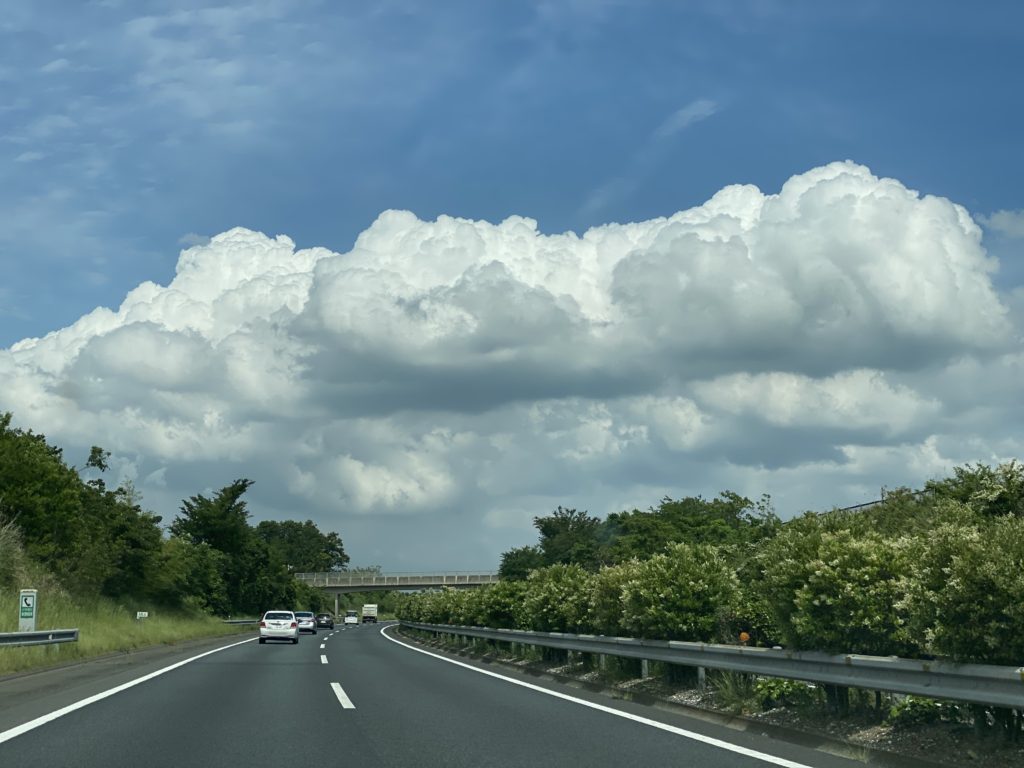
[0,636,256,745]
[331,682,355,709]
[380,627,814,768]
[320,655,328,664]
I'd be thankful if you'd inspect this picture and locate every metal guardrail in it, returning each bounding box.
[402,622,1024,709]
[223,619,259,625]
[0,629,79,648]
[296,572,500,589]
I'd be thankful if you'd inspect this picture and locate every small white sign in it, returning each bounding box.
[19,589,37,632]
[136,611,149,620]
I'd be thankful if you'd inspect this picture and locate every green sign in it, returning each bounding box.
[20,605,33,618]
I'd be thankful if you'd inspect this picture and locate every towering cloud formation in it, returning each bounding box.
[2,162,1016,566]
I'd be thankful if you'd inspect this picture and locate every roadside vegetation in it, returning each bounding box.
[398,463,1024,748]
[0,586,242,676]
[0,411,348,674]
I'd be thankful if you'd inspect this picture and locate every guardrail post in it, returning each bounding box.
[641,659,650,679]
[698,665,707,691]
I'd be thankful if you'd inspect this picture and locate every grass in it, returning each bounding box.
[1,517,247,676]
[0,588,246,677]
[711,670,761,715]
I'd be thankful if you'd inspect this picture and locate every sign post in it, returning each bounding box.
[19,589,37,633]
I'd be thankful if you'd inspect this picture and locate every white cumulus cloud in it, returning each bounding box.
[1,161,1019,568]
[980,209,1024,239]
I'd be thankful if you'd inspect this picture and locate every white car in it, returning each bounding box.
[294,611,317,634]
[259,611,299,644]
[343,610,359,625]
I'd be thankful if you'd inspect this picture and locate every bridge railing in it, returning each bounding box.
[295,571,500,588]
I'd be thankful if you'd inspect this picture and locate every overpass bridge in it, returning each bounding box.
[295,571,500,616]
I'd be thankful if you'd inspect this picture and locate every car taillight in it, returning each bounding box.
[290,622,297,628]
[259,621,266,627]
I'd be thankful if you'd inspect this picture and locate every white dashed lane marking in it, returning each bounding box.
[331,682,355,709]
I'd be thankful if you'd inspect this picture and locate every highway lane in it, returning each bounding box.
[0,623,871,767]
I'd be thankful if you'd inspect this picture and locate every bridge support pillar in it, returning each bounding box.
[334,594,339,617]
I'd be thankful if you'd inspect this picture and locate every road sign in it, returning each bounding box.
[19,589,37,632]
[136,611,149,620]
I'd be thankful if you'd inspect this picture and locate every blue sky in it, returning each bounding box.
[4,1,1022,346]
[2,1,1023,568]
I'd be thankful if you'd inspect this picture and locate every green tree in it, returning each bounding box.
[169,479,299,615]
[498,545,545,581]
[255,519,349,572]
[596,492,779,566]
[85,445,111,473]
[533,507,602,570]
[0,412,85,566]
[0,416,165,597]
[91,484,164,598]
[599,508,677,563]
[924,461,1024,518]
[170,479,255,556]
[149,538,230,613]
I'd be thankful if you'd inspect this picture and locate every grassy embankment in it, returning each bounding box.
[0,590,247,677]
[0,521,247,677]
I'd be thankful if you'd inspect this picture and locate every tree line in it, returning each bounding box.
[0,412,347,616]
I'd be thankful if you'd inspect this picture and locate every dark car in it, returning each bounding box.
[316,613,334,629]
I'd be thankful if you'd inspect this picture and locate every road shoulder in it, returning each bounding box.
[385,625,948,768]
[0,631,254,734]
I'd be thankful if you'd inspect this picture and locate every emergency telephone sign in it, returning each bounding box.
[19,589,37,632]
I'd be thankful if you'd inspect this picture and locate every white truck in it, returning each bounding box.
[361,603,378,623]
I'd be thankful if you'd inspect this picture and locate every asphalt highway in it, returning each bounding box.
[0,623,873,767]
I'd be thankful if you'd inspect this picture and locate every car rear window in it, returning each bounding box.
[295,612,314,617]
[265,612,292,620]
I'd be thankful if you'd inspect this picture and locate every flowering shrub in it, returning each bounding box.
[756,525,916,655]
[586,559,641,636]
[620,542,738,641]
[517,564,592,632]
